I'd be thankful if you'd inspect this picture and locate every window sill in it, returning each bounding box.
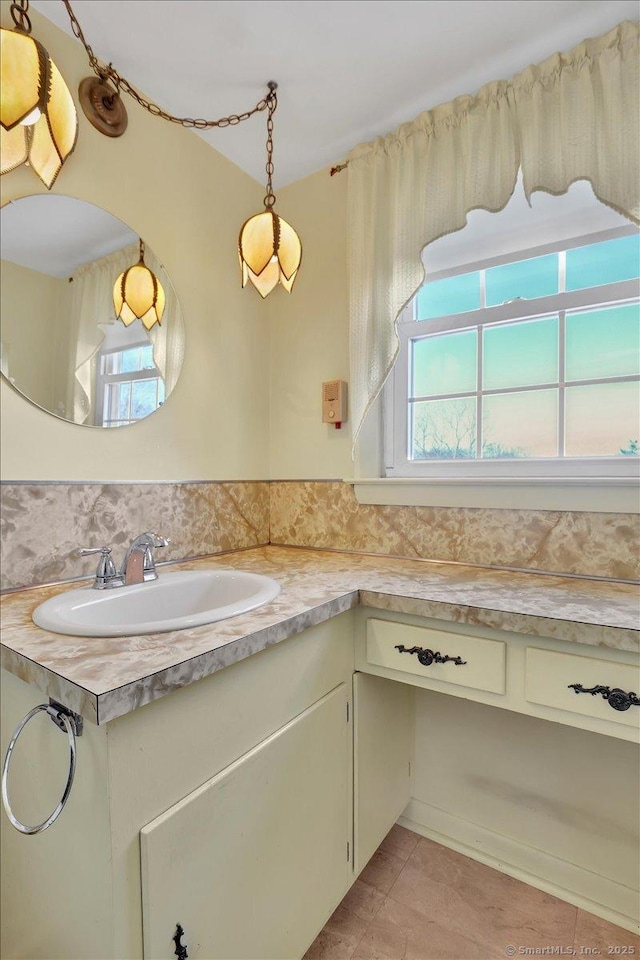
[346,477,640,513]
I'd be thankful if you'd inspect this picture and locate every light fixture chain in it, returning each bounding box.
[10,0,32,33]
[62,0,273,130]
[264,85,277,209]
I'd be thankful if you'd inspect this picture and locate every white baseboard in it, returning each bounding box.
[399,798,640,936]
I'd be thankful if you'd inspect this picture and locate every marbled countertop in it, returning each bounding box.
[1,547,638,724]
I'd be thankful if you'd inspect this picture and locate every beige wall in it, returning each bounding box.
[0,259,67,413]
[269,169,352,479]
[0,2,268,481]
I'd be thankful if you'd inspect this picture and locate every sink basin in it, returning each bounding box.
[32,570,281,638]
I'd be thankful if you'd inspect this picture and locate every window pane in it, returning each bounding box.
[116,381,131,420]
[485,254,558,306]
[412,330,477,398]
[140,344,156,370]
[411,397,476,460]
[103,382,131,423]
[121,347,144,373]
[566,234,640,291]
[103,352,121,376]
[103,383,114,422]
[482,389,558,458]
[416,272,480,320]
[132,379,158,420]
[483,317,558,390]
[565,304,640,381]
[565,382,640,456]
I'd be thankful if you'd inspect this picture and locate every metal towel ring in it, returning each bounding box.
[2,704,77,835]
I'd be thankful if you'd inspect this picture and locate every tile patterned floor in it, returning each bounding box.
[304,826,640,960]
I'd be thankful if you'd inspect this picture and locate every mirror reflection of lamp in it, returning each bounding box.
[113,240,165,331]
[238,83,302,298]
[0,0,78,188]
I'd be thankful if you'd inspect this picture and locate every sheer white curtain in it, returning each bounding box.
[69,243,184,423]
[347,20,640,455]
[145,244,184,397]
[69,243,133,423]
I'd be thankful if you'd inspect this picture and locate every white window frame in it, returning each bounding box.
[351,226,640,512]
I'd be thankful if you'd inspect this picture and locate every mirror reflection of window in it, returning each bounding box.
[94,321,165,427]
[0,195,184,428]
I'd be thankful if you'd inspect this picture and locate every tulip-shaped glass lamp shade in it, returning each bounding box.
[238,209,302,298]
[113,240,165,331]
[1,16,78,189]
[238,84,302,298]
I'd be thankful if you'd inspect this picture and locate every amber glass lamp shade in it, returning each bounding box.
[0,27,78,189]
[113,247,165,331]
[238,210,302,298]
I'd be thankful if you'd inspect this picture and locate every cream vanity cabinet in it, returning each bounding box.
[3,612,408,960]
[2,603,637,959]
[355,608,640,743]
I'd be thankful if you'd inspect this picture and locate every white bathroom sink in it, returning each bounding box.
[32,570,281,637]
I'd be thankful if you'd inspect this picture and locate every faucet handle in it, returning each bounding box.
[78,547,118,587]
[79,546,112,557]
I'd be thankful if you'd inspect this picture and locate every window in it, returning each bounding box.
[387,229,640,479]
[95,342,165,427]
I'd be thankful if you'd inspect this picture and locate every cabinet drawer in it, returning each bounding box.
[525,647,640,730]
[366,619,506,695]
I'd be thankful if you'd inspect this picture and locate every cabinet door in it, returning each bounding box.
[354,673,413,874]
[140,683,350,960]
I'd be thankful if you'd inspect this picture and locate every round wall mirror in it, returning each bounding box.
[0,195,185,428]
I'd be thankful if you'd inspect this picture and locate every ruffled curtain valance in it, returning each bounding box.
[347,20,640,454]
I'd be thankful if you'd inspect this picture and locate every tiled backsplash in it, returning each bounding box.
[0,482,269,591]
[1,479,638,591]
[270,482,640,582]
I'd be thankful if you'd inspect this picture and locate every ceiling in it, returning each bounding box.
[1,196,136,277]
[32,0,639,187]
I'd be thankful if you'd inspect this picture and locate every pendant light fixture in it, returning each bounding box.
[238,83,302,298]
[0,0,78,188]
[113,240,165,331]
[2,1,303,292]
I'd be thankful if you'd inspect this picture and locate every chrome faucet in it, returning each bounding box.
[80,532,170,589]
[120,532,170,585]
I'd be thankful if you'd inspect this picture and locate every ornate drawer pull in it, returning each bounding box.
[568,684,640,712]
[395,644,467,667]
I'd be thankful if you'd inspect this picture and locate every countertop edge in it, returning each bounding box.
[95,593,359,724]
[1,547,638,725]
[1,644,99,724]
[360,592,638,651]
